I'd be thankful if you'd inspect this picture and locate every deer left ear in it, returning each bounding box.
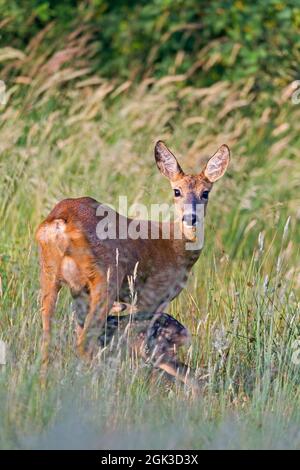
[203,145,230,182]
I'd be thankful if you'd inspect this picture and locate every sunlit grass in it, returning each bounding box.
[0,30,300,449]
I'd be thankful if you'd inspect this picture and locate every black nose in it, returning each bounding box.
[182,213,197,227]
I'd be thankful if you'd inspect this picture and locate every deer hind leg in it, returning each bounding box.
[76,269,121,359]
[72,289,128,347]
[36,219,68,375]
[60,251,117,359]
[40,274,61,373]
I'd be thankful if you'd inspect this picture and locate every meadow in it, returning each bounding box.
[0,21,300,449]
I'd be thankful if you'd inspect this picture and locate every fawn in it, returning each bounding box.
[96,310,199,391]
[36,141,230,366]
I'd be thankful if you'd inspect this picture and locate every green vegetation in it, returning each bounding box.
[1,1,300,87]
[0,0,300,449]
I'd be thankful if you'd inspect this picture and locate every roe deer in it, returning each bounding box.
[36,141,230,366]
[96,311,199,391]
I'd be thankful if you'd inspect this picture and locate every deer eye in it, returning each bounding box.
[174,189,181,197]
[202,190,209,200]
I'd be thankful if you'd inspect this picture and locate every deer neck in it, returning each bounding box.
[171,221,203,266]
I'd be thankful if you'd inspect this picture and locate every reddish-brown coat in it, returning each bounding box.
[36,141,230,368]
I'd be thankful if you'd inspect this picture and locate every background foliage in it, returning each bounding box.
[1,0,300,87]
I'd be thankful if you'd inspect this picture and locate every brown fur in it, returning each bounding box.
[36,141,230,369]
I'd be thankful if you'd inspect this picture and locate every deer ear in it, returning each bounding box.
[203,145,230,182]
[155,141,184,181]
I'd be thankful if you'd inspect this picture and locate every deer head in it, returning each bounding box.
[155,141,230,241]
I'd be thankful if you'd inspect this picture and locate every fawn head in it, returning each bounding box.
[155,141,230,241]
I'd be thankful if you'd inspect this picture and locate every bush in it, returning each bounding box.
[0,0,299,91]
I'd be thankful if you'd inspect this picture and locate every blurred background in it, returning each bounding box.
[0,0,300,450]
[1,0,300,86]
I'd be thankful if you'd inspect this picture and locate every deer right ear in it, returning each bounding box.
[155,141,184,181]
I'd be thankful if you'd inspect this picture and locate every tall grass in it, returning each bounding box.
[0,27,300,449]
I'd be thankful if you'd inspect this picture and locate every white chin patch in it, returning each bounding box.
[183,225,197,240]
